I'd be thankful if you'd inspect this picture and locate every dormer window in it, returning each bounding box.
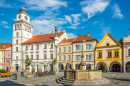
[107,43,109,46]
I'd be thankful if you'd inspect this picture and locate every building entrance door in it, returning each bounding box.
[112,64,120,72]
[99,64,105,71]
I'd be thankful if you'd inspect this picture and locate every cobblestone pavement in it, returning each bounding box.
[0,72,130,86]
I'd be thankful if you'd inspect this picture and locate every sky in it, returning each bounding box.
[0,0,130,43]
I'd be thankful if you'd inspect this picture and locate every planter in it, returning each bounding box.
[26,75,32,78]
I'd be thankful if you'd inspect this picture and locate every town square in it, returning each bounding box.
[0,0,130,86]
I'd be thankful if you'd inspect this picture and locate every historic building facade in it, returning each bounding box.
[95,32,122,72]
[72,33,98,70]
[11,6,68,72]
[0,43,12,71]
[57,38,74,72]
[123,35,130,72]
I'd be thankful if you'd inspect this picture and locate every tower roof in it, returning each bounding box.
[19,4,27,13]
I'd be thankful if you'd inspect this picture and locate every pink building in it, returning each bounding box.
[0,43,12,72]
[123,36,130,72]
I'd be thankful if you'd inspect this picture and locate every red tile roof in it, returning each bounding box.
[0,43,12,49]
[22,32,63,44]
[60,38,75,43]
[72,35,98,42]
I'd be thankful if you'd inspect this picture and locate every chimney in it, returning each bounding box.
[41,33,43,35]
[87,32,89,36]
[125,34,127,37]
[63,29,65,33]
[64,38,66,40]
[49,32,50,34]
[52,31,54,34]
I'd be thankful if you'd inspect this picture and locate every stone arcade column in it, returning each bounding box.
[42,65,44,72]
[35,65,37,72]
[30,65,32,72]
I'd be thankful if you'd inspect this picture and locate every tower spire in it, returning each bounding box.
[55,21,58,37]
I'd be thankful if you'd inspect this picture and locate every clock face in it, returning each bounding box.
[18,15,21,19]
[25,16,28,20]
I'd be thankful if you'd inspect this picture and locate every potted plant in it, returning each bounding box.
[51,58,57,74]
[32,69,35,74]
[25,55,32,78]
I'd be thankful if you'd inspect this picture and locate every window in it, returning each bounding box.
[16,32,19,36]
[26,46,28,50]
[51,44,53,49]
[76,45,81,50]
[107,43,109,46]
[8,54,11,57]
[59,48,61,53]
[16,39,18,44]
[86,44,92,49]
[1,51,3,55]
[86,55,92,60]
[99,52,102,58]
[63,55,66,60]
[68,55,71,60]
[75,55,81,61]
[31,55,33,60]
[44,44,47,49]
[36,55,39,59]
[115,51,119,57]
[6,60,9,63]
[31,45,33,50]
[128,49,130,56]
[26,55,28,59]
[51,54,53,59]
[108,52,112,58]
[44,54,46,59]
[58,56,61,61]
[68,46,71,52]
[16,56,18,60]
[63,47,66,52]
[37,45,39,50]
[16,47,18,51]
[1,58,3,62]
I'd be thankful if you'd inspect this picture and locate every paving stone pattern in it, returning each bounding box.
[0,72,130,86]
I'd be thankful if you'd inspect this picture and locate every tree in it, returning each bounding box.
[119,38,123,45]
[25,55,32,73]
[51,58,57,72]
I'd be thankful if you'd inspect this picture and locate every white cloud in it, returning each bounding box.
[101,27,110,36]
[67,26,77,29]
[0,0,12,8]
[23,0,67,10]
[1,13,4,15]
[67,33,76,39]
[64,15,72,23]
[112,4,124,19]
[71,14,81,23]
[3,25,10,29]
[80,0,110,19]
[1,21,8,24]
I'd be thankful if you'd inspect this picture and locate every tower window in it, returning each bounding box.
[16,39,18,44]
[16,47,18,51]
[16,32,19,37]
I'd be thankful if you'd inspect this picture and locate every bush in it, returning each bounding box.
[0,69,7,73]
[32,69,35,72]
[27,73,32,75]
[103,70,107,73]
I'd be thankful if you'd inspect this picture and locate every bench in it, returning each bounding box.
[0,73,11,77]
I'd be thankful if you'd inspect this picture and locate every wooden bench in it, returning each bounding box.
[0,73,11,77]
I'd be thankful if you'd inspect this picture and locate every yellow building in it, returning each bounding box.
[57,38,74,72]
[95,32,122,72]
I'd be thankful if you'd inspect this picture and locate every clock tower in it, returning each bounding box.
[11,5,33,72]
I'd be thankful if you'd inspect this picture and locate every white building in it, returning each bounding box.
[11,6,68,72]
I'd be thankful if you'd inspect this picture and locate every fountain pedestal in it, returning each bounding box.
[64,70,102,80]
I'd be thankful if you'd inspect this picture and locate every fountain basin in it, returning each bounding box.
[64,70,102,80]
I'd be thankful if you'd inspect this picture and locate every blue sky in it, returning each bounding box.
[0,0,129,43]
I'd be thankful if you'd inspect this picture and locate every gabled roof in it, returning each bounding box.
[60,38,75,43]
[72,35,98,43]
[22,32,63,44]
[97,32,121,47]
[0,43,12,49]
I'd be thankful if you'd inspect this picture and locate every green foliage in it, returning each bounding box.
[27,73,32,75]
[119,38,123,45]
[103,70,107,73]
[25,55,32,67]
[51,58,57,66]
[32,69,35,72]
[0,69,7,73]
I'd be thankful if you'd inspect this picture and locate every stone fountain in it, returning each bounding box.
[64,45,102,80]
